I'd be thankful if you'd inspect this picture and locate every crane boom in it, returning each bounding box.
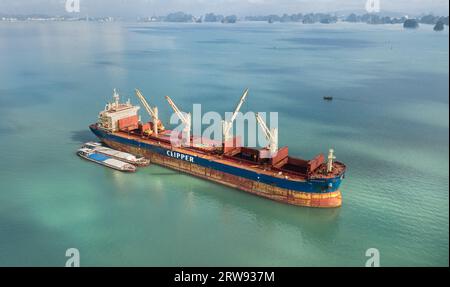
[135,89,161,136]
[165,96,191,146]
[135,89,156,118]
[229,88,249,126]
[255,113,271,139]
[165,96,189,124]
[223,88,249,143]
[256,113,278,156]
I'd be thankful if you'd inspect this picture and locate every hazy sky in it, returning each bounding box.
[0,0,448,16]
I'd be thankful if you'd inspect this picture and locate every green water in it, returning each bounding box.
[0,22,448,266]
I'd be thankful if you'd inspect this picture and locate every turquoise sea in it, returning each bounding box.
[0,21,448,266]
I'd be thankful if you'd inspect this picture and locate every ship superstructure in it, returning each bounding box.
[90,89,346,208]
[98,89,140,132]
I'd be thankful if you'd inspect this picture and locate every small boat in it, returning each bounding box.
[82,142,150,166]
[77,148,136,172]
[323,96,333,101]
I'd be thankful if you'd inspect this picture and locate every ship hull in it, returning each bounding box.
[90,125,344,208]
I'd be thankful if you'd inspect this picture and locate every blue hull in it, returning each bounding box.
[90,125,344,194]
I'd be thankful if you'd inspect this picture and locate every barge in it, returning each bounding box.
[89,89,346,208]
[77,148,136,172]
[83,142,150,166]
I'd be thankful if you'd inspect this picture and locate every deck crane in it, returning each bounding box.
[255,113,278,156]
[165,96,191,146]
[135,89,165,136]
[222,88,249,144]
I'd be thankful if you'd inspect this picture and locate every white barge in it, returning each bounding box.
[82,142,150,166]
[77,148,137,172]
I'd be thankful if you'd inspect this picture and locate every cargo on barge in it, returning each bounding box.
[89,89,346,208]
[83,141,150,166]
[77,147,136,172]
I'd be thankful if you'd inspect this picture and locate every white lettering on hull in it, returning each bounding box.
[166,150,195,163]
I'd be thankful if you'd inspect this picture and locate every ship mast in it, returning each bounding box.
[135,89,163,136]
[113,88,120,108]
[255,113,278,156]
[165,96,191,145]
[327,149,336,173]
[222,88,249,143]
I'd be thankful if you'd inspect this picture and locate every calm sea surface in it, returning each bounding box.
[0,21,448,266]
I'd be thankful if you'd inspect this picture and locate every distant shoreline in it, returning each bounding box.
[1,12,448,27]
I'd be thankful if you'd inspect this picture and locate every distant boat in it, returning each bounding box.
[323,96,333,101]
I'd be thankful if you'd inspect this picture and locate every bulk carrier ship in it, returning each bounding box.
[89,89,346,208]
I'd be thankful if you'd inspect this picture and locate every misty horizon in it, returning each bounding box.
[0,0,448,18]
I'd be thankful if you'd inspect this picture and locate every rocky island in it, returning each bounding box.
[403,19,419,29]
[434,20,445,31]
